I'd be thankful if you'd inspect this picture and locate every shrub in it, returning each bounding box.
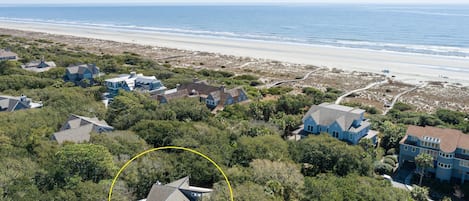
[383,158,396,167]
[384,155,398,164]
[386,148,396,155]
[374,162,393,175]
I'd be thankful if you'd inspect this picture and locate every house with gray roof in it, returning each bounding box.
[155,79,248,112]
[104,71,166,97]
[0,49,18,61]
[52,114,113,144]
[139,176,212,201]
[64,64,100,86]
[21,57,56,72]
[0,95,43,112]
[302,103,377,145]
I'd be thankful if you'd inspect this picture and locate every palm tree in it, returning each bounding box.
[415,153,433,186]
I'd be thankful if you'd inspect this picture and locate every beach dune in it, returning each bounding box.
[1,20,469,85]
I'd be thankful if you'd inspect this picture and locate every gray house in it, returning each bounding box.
[206,86,248,109]
[140,176,212,201]
[21,57,56,72]
[302,103,377,145]
[64,64,100,85]
[0,49,18,61]
[0,95,43,112]
[52,114,113,144]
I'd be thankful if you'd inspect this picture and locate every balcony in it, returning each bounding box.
[403,139,417,146]
[455,153,469,160]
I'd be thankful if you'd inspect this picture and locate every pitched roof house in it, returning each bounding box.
[52,114,113,144]
[64,64,100,85]
[0,95,43,112]
[399,126,469,183]
[21,57,56,72]
[105,72,167,97]
[155,80,249,111]
[302,103,377,145]
[0,49,18,61]
[140,176,212,201]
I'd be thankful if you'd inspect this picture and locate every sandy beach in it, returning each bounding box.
[1,19,469,85]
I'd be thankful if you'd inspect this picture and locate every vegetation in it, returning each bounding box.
[3,34,469,201]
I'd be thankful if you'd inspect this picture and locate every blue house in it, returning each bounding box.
[399,125,469,183]
[302,103,377,145]
[64,64,100,85]
[105,72,166,97]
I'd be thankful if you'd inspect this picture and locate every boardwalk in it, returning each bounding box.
[383,82,428,115]
[266,68,321,88]
[335,79,388,105]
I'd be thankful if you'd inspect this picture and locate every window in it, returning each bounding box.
[332,131,339,138]
[460,160,469,168]
[438,162,452,169]
[439,152,453,159]
[404,145,408,150]
[412,147,416,152]
[463,149,469,155]
[318,127,321,132]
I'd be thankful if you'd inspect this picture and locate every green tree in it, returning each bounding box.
[411,185,429,201]
[54,144,115,183]
[415,153,433,186]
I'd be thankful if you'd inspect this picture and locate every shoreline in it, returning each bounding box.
[1,19,469,85]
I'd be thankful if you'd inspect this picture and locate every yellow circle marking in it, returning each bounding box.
[108,146,234,201]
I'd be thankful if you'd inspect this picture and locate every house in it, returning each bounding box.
[302,103,377,145]
[105,72,166,97]
[64,64,100,85]
[0,95,43,112]
[0,49,18,61]
[399,125,469,183]
[139,176,212,201]
[51,114,113,144]
[21,57,56,72]
[155,79,249,110]
[205,86,248,109]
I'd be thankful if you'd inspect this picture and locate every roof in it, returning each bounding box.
[67,64,99,75]
[0,95,40,112]
[53,114,113,144]
[105,72,163,91]
[405,125,468,153]
[302,103,366,131]
[145,176,212,201]
[155,89,189,102]
[53,124,93,144]
[0,49,18,57]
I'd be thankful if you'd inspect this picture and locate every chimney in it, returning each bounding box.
[220,85,225,92]
[193,78,199,83]
[176,84,180,91]
[130,71,137,78]
[41,55,45,62]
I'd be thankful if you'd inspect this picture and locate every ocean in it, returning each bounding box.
[0,4,469,58]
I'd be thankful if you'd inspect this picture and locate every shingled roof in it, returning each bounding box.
[404,125,469,153]
[66,64,99,74]
[302,103,366,131]
[144,176,212,201]
[0,95,41,112]
[52,114,113,144]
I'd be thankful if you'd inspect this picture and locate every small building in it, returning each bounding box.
[21,57,56,72]
[155,79,249,111]
[302,103,377,145]
[0,49,18,61]
[52,114,113,144]
[0,95,43,112]
[399,125,469,183]
[140,176,212,201]
[105,72,166,97]
[64,64,100,85]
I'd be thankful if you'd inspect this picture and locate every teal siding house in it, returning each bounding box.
[399,125,469,183]
[64,64,100,85]
[302,103,377,145]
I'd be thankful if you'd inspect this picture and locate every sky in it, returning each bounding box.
[1,0,468,5]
